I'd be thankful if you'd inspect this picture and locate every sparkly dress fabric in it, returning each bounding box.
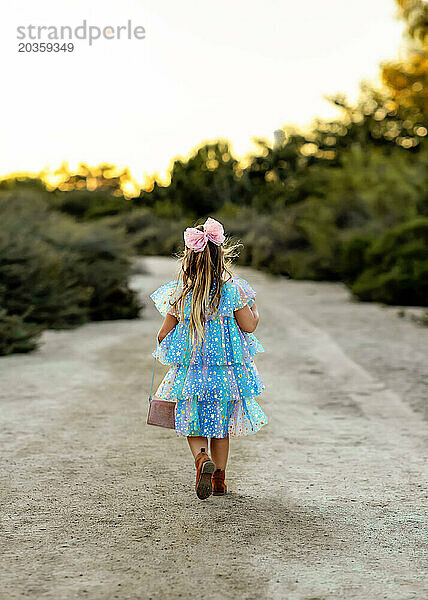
[150,277,268,438]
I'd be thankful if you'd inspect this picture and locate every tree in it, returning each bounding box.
[382,1,428,122]
[140,141,240,217]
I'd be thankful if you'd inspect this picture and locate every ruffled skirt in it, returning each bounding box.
[155,360,268,438]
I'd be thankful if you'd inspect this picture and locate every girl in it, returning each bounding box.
[150,217,267,500]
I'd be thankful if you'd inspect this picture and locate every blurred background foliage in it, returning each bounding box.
[0,192,141,355]
[0,0,427,354]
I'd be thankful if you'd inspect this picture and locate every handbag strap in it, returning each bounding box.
[148,337,159,402]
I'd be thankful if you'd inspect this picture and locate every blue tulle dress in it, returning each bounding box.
[150,277,268,438]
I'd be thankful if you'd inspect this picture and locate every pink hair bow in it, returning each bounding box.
[183,217,226,252]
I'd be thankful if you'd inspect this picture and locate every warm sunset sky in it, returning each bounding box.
[1,0,404,184]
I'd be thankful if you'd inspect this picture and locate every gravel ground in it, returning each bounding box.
[1,256,426,600]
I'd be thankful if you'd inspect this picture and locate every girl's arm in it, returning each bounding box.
[157,313,178,343]
[234,302,259,333]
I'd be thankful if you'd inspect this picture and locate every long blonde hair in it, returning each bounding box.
[171,226,240,344]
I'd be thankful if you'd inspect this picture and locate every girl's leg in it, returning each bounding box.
[187,436,209,458]
[188,436,215,500]
[210,436,229,470]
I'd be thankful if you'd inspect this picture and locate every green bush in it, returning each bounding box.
[48,189,134,221]
[218,204,340,280]
[0,192,142,354]
[0,197,91,327]
[338,235,373,283]
[350,218,428,306]
[0,308,43,355]
[106,208,188,256]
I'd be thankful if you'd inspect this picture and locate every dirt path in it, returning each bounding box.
[1,256,426,600]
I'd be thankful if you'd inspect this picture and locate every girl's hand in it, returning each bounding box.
[234,302,259,333]
[157,313,178,343]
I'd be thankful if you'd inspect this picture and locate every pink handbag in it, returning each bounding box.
[147,351,176,430]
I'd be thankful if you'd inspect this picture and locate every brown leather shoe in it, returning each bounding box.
[194,448,215,500]
[212,469,227,496]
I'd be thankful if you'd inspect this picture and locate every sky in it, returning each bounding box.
[1,0,404,185]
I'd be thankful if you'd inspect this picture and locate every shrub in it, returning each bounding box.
[106,208,188,256]
[0,192,142,354]
[0,308,42,355]
[350,218,428,306]
[338,235,373,283]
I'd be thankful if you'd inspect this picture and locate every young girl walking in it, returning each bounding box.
[150,217,267,499]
